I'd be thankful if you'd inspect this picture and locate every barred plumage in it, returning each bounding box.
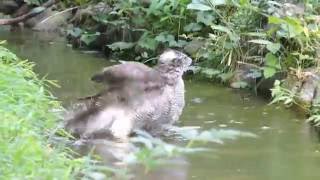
[64,49,192,140]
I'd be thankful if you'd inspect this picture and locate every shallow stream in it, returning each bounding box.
[1,30,320,180]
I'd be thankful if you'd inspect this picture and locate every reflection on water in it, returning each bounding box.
[1,30,320,180]
[74,139,189,180]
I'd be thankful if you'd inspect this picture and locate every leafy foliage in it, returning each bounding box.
[63,0,320,124]
[263,53,281,78]
[270,79,320,126]
[270,80,297,106]
[307,106,320,126]
[107,41,135,51]
[0,45,85,178]
[49,0,320,81]
[80,32,101,46]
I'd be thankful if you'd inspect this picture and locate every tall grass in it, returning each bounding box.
[0,44,84,179]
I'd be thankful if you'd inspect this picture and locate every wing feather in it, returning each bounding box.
[91,62,166,92]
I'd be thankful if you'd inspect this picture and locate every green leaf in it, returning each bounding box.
[187,0,226,10]
[211,25,231,34]
[186,0,227,11]
[248,39,272,45]
[184,23,202,32]
[266,43,281,54]
[147,0,167,16]
[265,53,280,69]
[200,68,220,78]
[169,41,178,47]
[307,23,318,32]
[67,28,82,38]
[248,40,280,54]
[138,37,157,50]
[155,32,175,43]
[80,32,100,46]
[274,79,281,86]
[196,11,215,26]
[268,16,284,24]
[25,0,42,6]
[107,42,135,51]
[0,46,19,62]
[239,0,249,6]
[0,40,7,45]
[263,52,280,79]
[30,7,45,14]
[155,32,182,47]
[285,21,304,38]
[269,16,304,38]
[208,0,226,6]
[284,17,302,27]
[263,66,276,79]
[187,3,212,11]
[243,32,267,37]
[212,25,239,42]
[211,25,240,42]
[176,40,188,48]
[218,72,233,82]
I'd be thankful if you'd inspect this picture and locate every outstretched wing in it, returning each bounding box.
[77,62,166,111]
[91,61,166,93]
[65,62,167,138]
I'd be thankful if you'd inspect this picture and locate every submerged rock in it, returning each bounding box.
[229,62,260,89]
[284,68,320,108]
[271,3,305,17]
[229,62,286,97]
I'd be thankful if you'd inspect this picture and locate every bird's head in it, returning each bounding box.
[158,49,192,72]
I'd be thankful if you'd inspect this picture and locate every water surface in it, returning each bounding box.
[1,30,319,180]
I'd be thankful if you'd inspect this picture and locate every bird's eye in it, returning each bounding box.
[173,58,182,65]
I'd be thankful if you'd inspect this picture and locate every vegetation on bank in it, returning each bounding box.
[64,0,319,79]
[0,42,85,179]
[63,0,320,125]
[1,1,301,178]
[2,2,320,124]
